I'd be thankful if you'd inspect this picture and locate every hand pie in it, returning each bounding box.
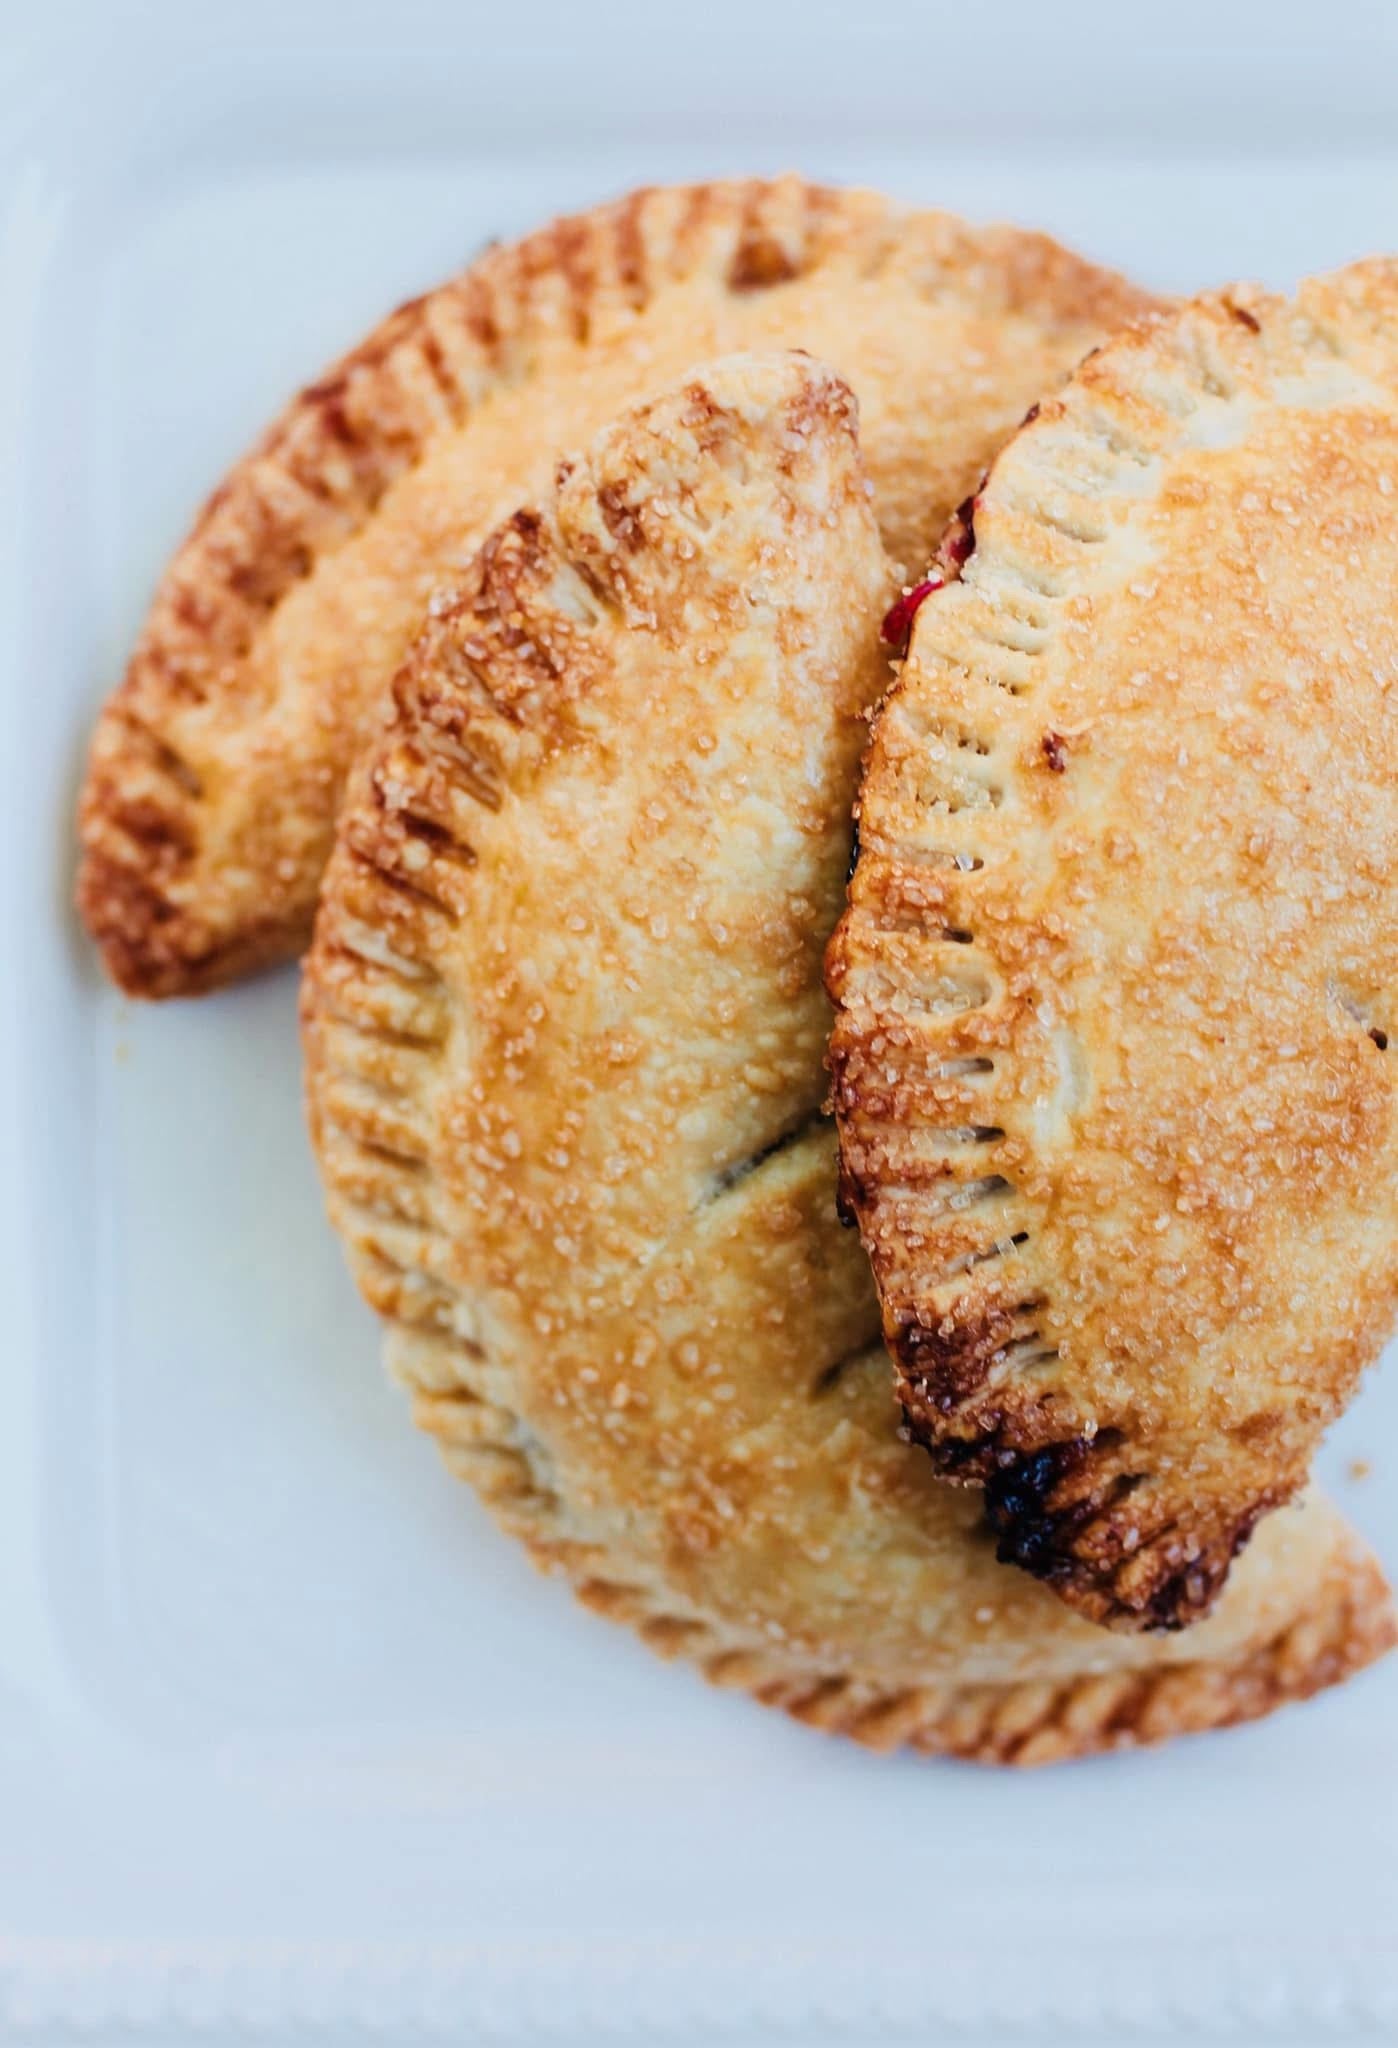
[78,175,1157,997]
[827,262,1398,1632]
[301,353,1393,1761]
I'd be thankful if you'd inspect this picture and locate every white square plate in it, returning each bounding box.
[2,2,1396,2040]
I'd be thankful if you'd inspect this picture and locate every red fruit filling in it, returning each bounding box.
[879,577,944,648]
[942,493,978,569]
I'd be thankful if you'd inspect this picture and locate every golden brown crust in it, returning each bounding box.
[416,1350,1393,1767]
[302,351,1393,1761]
[827,260,1398,1631]
[78,175,1158,997]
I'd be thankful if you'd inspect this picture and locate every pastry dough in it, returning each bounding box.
[78,176,1156,996]
[827,263,1398,1631]
[302,353,1393,1759]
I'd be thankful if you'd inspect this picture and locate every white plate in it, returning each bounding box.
[2,2,1396,2040]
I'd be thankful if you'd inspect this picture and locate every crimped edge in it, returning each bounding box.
[300,351,1395,1763]
[411,1345,1393,1766]
[826,258,1398,1633]
[77,173,1157,997]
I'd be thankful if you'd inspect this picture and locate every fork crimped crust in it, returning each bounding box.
[78,175,1158,997]
[301,352,1393,1759]
[827,261,1398,1632]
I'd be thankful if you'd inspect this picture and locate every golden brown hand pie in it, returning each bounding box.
[78,175,1158,998]
[301,352,1393,1762]
[827,262,1398,1634]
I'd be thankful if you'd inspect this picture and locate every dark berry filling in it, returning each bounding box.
[879,576,944,649]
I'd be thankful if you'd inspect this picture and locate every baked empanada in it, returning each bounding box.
[827,263,1398,1631]
[302,352,1393,1760]
[78,176,1156,997]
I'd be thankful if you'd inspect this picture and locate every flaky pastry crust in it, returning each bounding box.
[302,353,1393,1760]
[827,261,1398,1631]
[78,175,1157,996]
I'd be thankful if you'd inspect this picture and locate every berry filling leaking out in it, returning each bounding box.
[879,487,986,652]
[880,577,944,650]
[941,491,978,570]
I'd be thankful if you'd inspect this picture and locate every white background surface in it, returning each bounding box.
[1,1,1396,2040]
